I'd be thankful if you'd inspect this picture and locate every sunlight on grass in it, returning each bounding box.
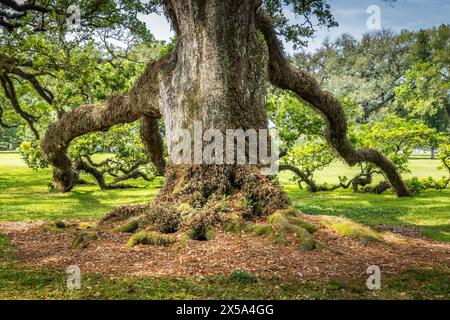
[0,152,449,241]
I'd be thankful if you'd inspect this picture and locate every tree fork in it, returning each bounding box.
[256,13,411,197]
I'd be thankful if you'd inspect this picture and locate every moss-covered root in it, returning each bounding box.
[42,221,71,233]
[187,228,216,241]
[224,212,252,233]
[318,215,384,243]
[115,219,139,234]
[72,231,99,249]
[257,208,318,252]
[127,232,175,248]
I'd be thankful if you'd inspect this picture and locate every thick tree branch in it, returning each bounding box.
[42,95,139,192]
[0,104,17,128]
[7,66,54,104]
[279,164,319,192]
[0,0,52,14]
[140,115,166,176]
[41,57,172,192]
[256,13,411,197]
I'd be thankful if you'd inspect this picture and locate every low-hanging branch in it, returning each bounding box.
[279,164,388,194]
[0,104,17,128]
[41,56,172,192]
[256,12,411,197]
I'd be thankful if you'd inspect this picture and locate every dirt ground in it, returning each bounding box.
[1,220,449,281]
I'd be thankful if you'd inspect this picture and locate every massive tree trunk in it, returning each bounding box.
[42,0,410,243]
[154,0,288,210]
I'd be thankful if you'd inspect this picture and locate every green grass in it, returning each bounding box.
[0,153,449,241]
[286,187,450,242]
[278,157,450,242]
[0,153,163,221]
[0,262,448,300]
[0,235,448,301]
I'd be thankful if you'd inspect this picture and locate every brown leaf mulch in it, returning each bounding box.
[1,220,449,281]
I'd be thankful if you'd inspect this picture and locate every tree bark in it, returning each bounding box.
[152,0,290,214]
[140,116,166,176]
[256,13,411,197]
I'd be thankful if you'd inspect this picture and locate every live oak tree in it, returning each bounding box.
[4,0,411,248]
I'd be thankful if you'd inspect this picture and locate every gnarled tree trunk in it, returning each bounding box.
[153,1,288,211]
[42,0,410,241]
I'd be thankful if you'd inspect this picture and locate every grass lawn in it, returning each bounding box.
[0,152,449,300]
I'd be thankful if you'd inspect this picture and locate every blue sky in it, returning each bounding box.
[139,0,450,54]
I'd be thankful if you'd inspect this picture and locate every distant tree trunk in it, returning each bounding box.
[431,146,436,160]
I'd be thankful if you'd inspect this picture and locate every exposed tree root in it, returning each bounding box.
[127,231,175,248]
[254,208,318,252]
[96,164,322,251]
[256,13,411,197]
[100,204,150,224]
[317,216,384,243]
[97,165,323,252]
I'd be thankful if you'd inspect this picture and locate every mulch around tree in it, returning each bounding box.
[1,219,449,281]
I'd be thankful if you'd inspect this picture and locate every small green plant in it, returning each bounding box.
[229,270,258,284]
[406,177,427,195]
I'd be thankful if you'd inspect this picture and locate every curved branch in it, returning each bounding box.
[42,95,139,192]
[8,66,54,104]
[41,56,172,192]
[256,13,411,197]
[73,159,108,190]
[112,170,155,184]
[279,164,319,192]
[0,104,17,128]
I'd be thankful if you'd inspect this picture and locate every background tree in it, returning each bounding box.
[0,0,168,186]
[394,26,450,158]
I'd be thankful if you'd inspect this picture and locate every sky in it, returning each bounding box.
[138,0,450,54]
